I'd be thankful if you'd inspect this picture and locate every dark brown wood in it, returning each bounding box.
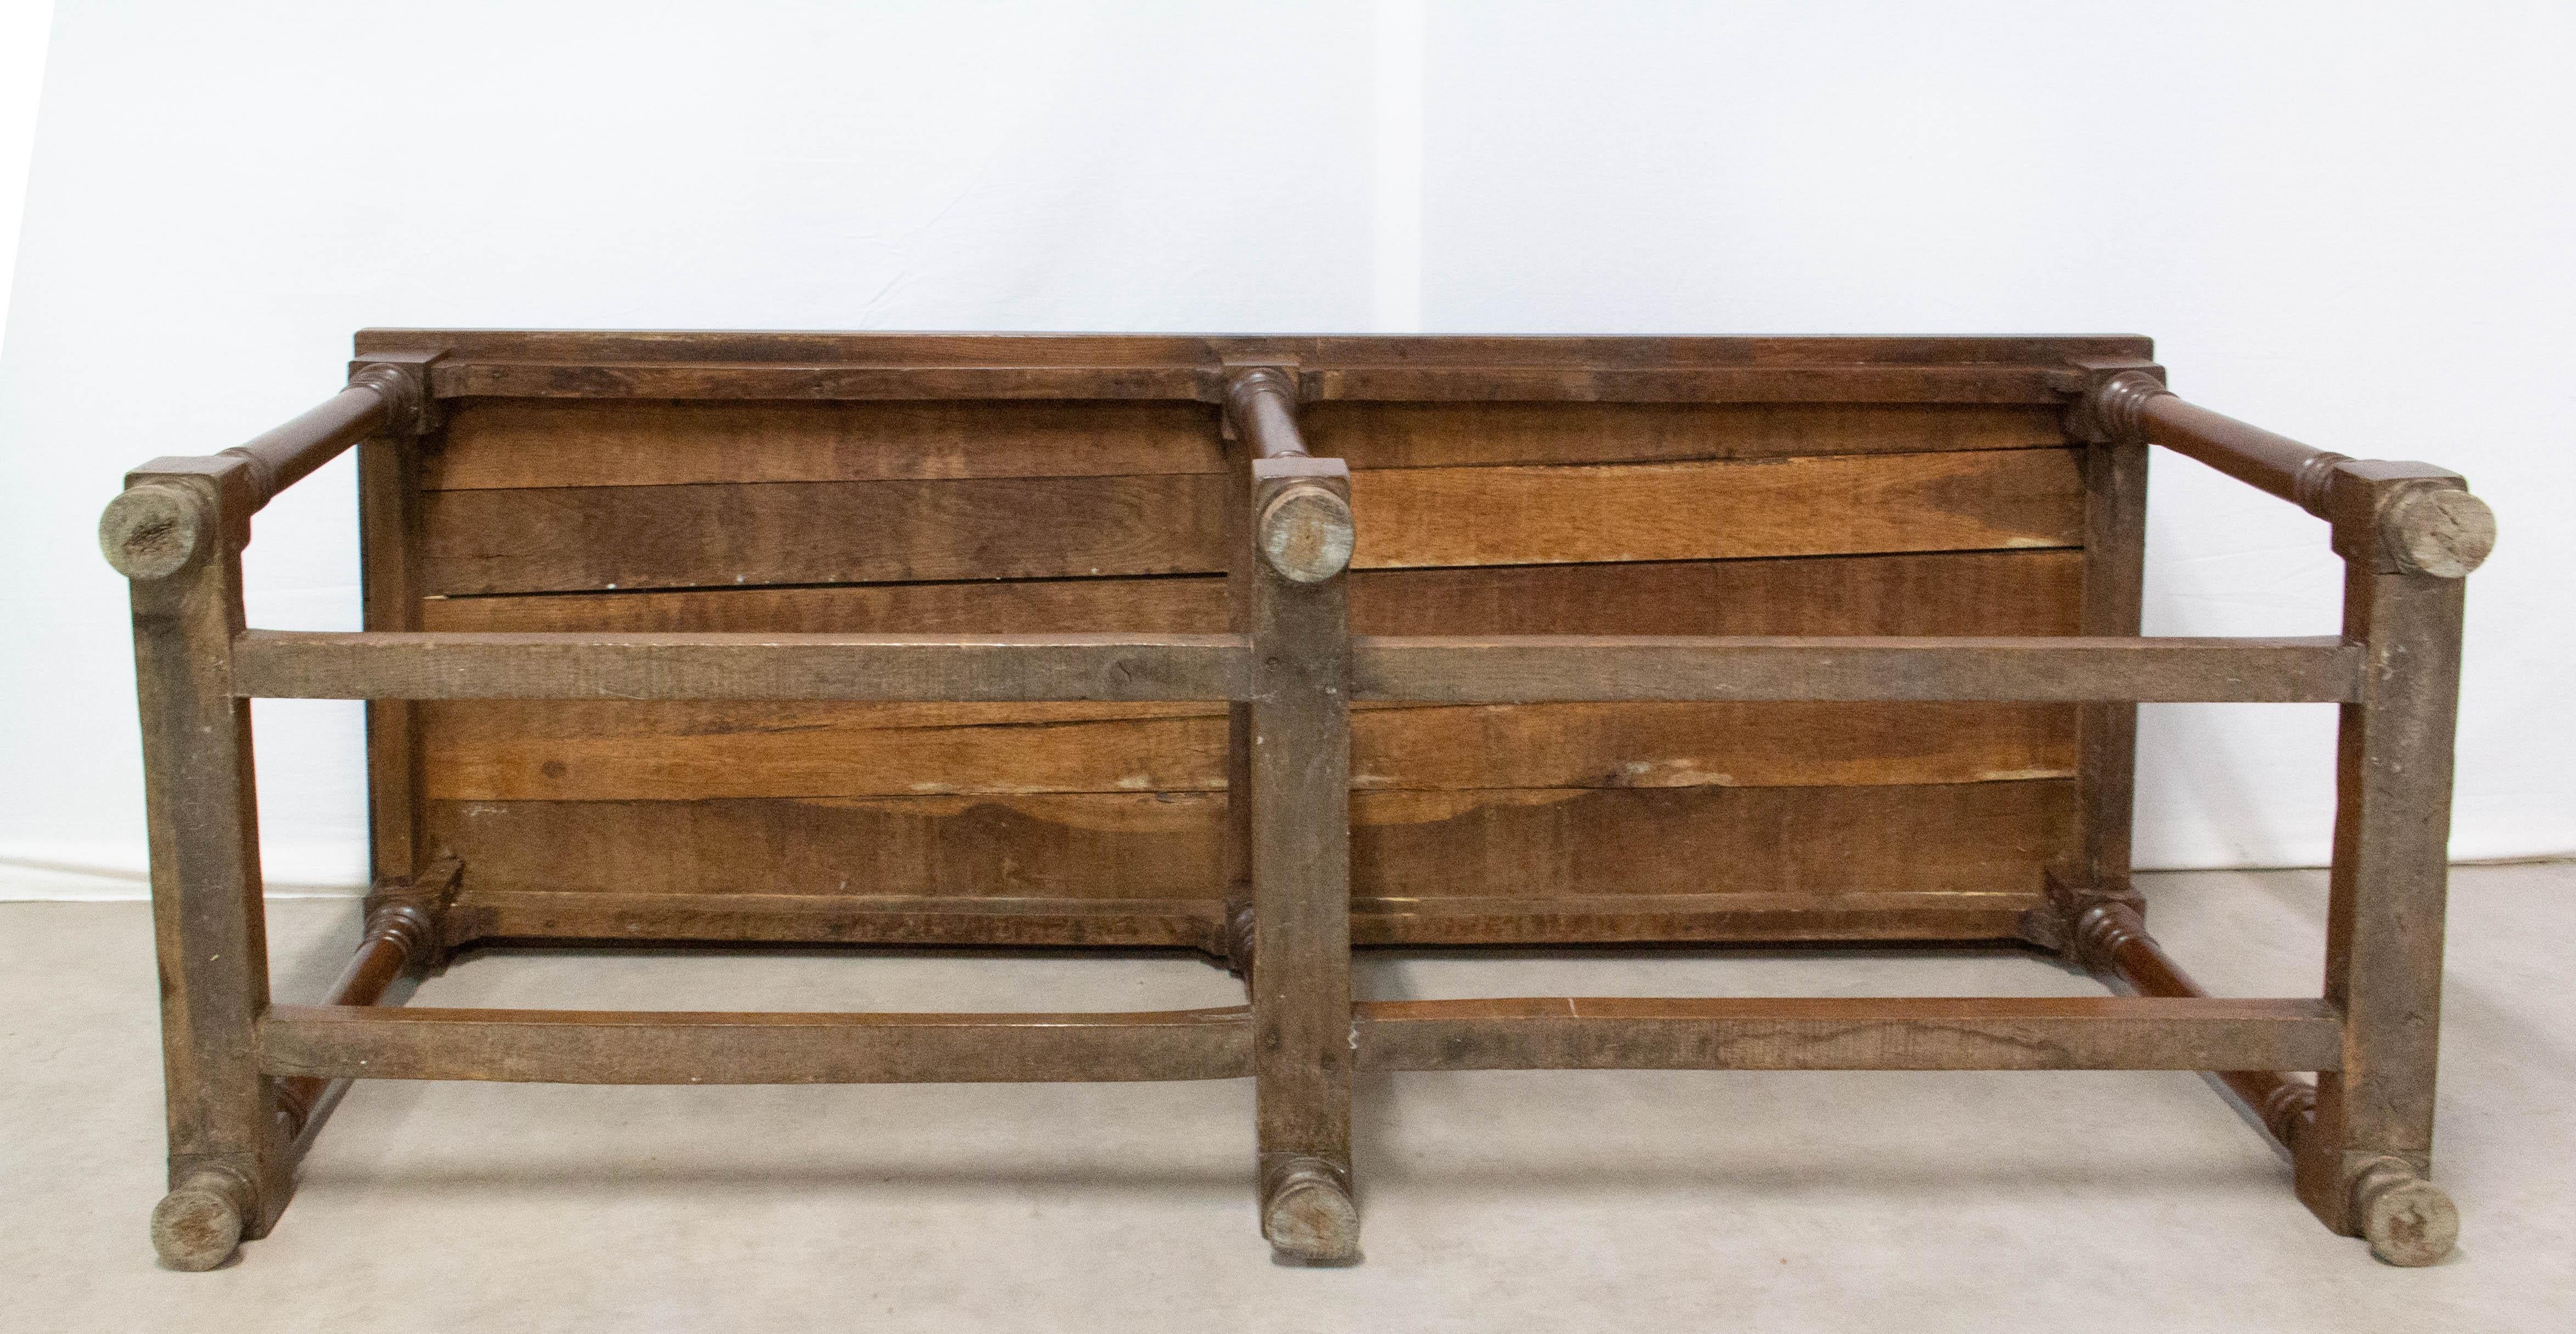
[418,472,1231,595]
[115,331,2488,1270]
[115,459,289,1270]
[2293,474,2475,1264]
[1348,635,2360,704]
[258,1005,1255,1084]
[271,885,448,1146]
[443,890,1225,952]
[232,630,1248,702]
[414,551,2082,638]
[358,433,429,885]
[357,330,2152,406]
[1246,452,1359,1260]
[413,448,2074,597]
[2074,900,2318,1150]
[2072,434,2150,901]
[1353,996,2343,1073]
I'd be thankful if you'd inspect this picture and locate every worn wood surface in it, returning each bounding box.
[234,630,1247,703]
[407,698,2071,800]
[2073,436,2150,898]
[120,462,293,1250]
[420,780,2071,909]
[1347,635,2358,704]
[415,447,2079,596]
[375,335,2113,952]
[258,1005,1255,1084]
[1352,996,2344,1072]
[1245,455,1358,1254]
[2299,555,2468,1237]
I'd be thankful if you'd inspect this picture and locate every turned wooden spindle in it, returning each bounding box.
[271,900,440,1145]
[1225,368,1355,585]
[2073,901,2317,1150]
[2088,371,2495,579]
[99,364,425,582]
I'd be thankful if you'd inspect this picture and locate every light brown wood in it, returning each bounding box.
[410,699,2074,801]
[232,629,1247,703]
[420,780,2073,911]
[258,1005,1255,1084]
[1353,996,2344,1072]
[1348,635,2361,704]
[1347,449,2082,570]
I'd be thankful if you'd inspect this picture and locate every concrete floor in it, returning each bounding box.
[4,865,2572,1332]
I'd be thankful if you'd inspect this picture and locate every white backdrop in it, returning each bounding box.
[2,1,2568,897]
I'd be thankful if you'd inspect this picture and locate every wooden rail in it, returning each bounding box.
[258,1005,1258,1084]
[1348,635,2364,703]
[230,630,1250,702]
[1353,996,2345,1073]
[250,994,2341,1083]
[228,628,2362,705]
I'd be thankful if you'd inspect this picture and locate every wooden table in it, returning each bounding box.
[100,333,2493,1270]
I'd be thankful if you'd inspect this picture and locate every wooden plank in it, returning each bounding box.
[423,793,1229,901]
[417,450,2078,596]
[257,1004,1255,1084]
[419,473,1230,595]
[1349,636,2363,704]
[230,630,1247,703]
[1347,449,2083,570]
[432,887,2046,949]
[444,890,1224,951]
[1351,892,2043,945]
[415,550,2084,638]
[422,573,1228,634]
[426,399,2068,491]
[415,699,2076,800]
[429,361,2079,403]
[426,399,1224,490]
[423,780,2074,904]
[1352,996,2345,1073]
[1306,365,2072,403]
[1303,401,2069,469]
[359,328,2152,371]
[1352,781,2074,900]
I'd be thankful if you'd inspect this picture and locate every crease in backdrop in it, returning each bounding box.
[1,1,2567,899]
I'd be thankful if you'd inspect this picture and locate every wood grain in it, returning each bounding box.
[415,699,2076,800]
[417,450,2081,596]
[417,550,2083,638]
[419,472,1230,595]
[259,1004,1255,1084]
[1352,996,2344,1073]
[425,399,2069,492]
[420,779,2073,906]
[1347,449,2082,569]
[428,399,1223,490]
